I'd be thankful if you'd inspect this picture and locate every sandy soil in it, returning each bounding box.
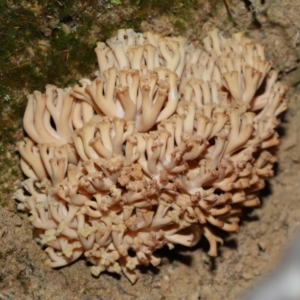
[0,0,300,299]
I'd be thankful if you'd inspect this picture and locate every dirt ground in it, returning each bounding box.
[0,0,300,299]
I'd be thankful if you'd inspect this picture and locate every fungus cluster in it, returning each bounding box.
[14,29,288,283]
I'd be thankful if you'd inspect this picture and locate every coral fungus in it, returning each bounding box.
[14,28,288,283]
